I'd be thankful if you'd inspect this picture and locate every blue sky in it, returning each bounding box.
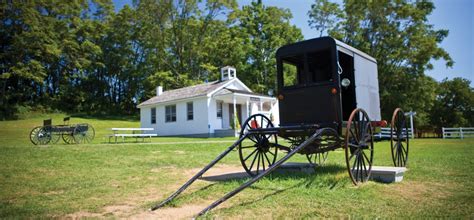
[113,0,473,85]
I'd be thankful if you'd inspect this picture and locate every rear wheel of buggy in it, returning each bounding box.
[30,126,51,145]
[50,131,61,144]
[391,108,409,167]
[344,108,374,185]
[239,114,278,177]
[305,128,339,166]
[73,123,95,144]
[62,133,76,144]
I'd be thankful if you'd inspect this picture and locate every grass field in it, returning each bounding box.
[0,114,473,218]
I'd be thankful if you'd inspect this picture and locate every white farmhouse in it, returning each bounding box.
[137,66,279,137]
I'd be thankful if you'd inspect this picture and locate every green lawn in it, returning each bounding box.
[0,114,473,218]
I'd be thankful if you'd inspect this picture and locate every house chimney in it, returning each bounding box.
[156,86,163,96]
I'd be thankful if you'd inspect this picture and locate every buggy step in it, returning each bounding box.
[195,128,331,217]
[150,134,248,211]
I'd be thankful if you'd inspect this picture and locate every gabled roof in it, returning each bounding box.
[213,88,274,98]
[137,80,228,107]
[138,78,269,107]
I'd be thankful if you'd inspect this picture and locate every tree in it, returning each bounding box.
[430,78,474,128]
[308,0,453,121]
[307,0,343,37]
[230,1,303,94]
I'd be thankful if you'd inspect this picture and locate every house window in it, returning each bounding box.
[216,101,223,118]
[187,102,193,120]
[151,107,156,124]
[165,105,176,122]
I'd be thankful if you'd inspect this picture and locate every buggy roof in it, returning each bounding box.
[276,37,377,63]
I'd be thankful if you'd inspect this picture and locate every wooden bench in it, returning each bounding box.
[108,128,157,143]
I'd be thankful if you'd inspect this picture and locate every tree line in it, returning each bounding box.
[1,0,472,129]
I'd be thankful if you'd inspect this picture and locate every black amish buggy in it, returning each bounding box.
[150,37,410,217]
[29,117,95,145]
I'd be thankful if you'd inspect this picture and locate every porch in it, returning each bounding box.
[212,89,278,136]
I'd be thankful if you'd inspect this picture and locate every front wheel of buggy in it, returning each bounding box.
[238,114,278,177]
[30,126,51,145]
[344,108,374,185]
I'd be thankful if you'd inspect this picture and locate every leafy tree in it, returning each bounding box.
[308,0,343,37]
[308,0,453,121]
[230,1,303,94]
[430,78,474,128]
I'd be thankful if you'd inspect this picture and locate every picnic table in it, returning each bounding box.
[108,128,157,143]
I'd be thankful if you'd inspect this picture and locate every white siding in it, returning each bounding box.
[207,98,223,133]
[140,97,209,136]
[140,107,156,133]
[354,54,381,121]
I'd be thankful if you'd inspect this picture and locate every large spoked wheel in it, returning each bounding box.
[62,132,76,144]
[391,108,409,167]
[239,114,278,177]
[73,123,95,144]
[345,108,374,185]
[30,126,51,145]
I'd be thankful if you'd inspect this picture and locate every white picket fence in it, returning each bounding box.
[374,127,412,139]
[442,127,474,139]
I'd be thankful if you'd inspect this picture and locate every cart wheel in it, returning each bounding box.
[30,126,51,145]
[73,123,95,144]
[50,132,61,144]
[345,108,374,185]
[306,152,328,166]
[62,133,76,144]
[239,114,278,177]
[391,108,409,167]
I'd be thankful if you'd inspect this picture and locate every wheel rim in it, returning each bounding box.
[345,108,374,185]
[73,124,95,144]
[239,114,278,176]
[30,126,43,145]
[391,108,409,167]
[33,126,53,145]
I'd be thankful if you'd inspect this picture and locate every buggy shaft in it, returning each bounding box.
[196,128,330,217]
[150,134,249,211]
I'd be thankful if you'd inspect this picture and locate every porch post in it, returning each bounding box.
[233,95,237,136]
[259,101,263,113]
[246,99,249,118]
[233,95,237,125]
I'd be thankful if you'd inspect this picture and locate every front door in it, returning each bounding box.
[229,104,242,128]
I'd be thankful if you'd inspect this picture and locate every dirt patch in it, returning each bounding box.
[66,211,103,218]
[68,164,243,218]
[381,181,450,202]
[132,203,211,219]
[174,150,186,155]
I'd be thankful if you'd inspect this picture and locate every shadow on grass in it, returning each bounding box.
[154,164,348,211]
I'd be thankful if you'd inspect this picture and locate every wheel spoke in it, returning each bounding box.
[256,151,261,174]
[263,152,272,167]
[361,153,368,179]
[248,151,259,171]
[243,148,258,161]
